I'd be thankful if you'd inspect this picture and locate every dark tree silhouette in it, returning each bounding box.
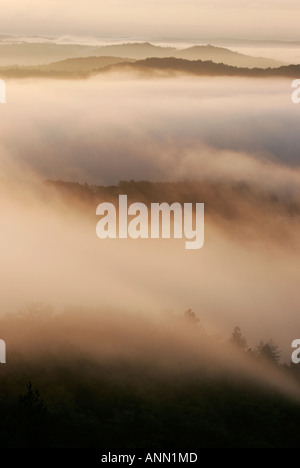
[230,327,247,350]
[257,340,281,365]
[184,309,200,326]
[18,382,48,447]
[19,382,47,420]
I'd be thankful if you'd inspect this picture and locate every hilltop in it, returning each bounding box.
[0,56,298,79]
[0,41,284,68]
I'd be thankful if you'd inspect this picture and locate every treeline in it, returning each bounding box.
[119,58,300,78]
[0,58,299,79]
[45,179,300,217]
[0,304,300,448]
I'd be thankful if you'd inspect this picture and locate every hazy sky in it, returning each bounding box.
[1,0,300,40]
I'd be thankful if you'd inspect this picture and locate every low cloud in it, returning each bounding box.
[0,75,299,361]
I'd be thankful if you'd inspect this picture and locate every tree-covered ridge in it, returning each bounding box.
[0,304,300,448]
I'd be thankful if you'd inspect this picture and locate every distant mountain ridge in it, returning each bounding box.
[174,45,281,68]
[39,56,136,72]
[109,57,300,78]
[0,57,298,79]
[0,41,284,68]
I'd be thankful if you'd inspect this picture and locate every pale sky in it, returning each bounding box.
[1,0,300,39]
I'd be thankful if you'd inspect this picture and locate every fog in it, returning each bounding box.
[231,46,300,65]
[0,75,300,371]
[1,307,300,400]
[2,77,300,183]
